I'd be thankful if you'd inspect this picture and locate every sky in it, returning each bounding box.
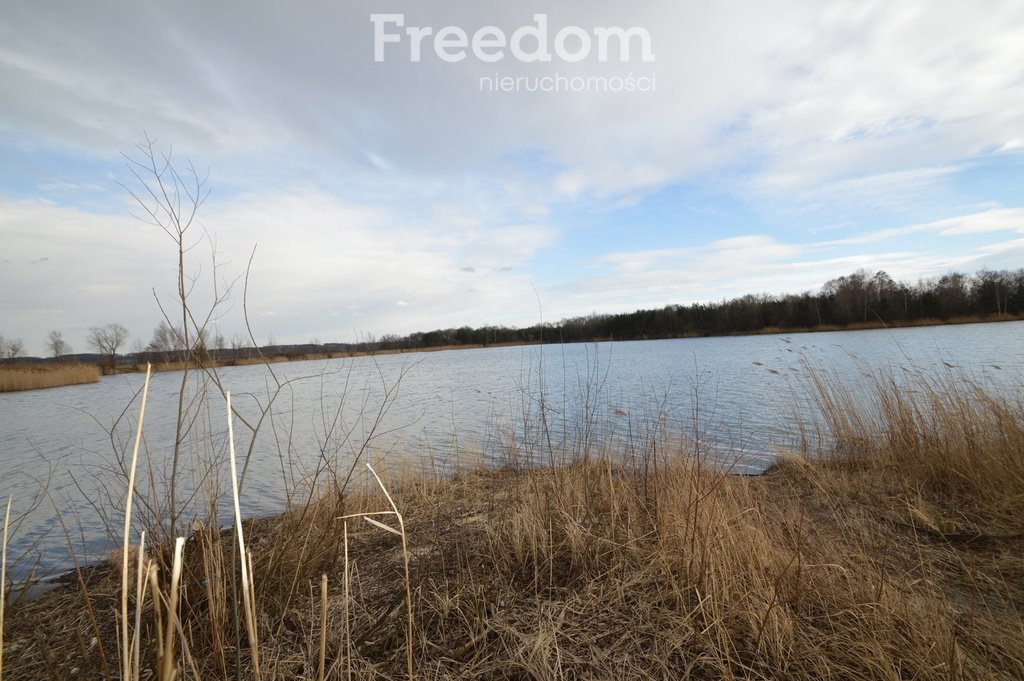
[2,1,1024,357]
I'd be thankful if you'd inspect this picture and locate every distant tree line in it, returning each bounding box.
[381,267,1024,350]
[4,267,1022,365]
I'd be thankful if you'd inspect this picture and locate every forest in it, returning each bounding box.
[382,267,1024,349]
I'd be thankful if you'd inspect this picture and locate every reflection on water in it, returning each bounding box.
[1,321,1022,580]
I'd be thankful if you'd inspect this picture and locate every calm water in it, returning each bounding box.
[2,321,1022,581]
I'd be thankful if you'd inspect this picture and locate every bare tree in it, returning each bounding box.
[231,331,253,359]
[46,330,71,360]
[0,335,26,360]
[147,320,186,355]
[122,135,228,538]
[87,323,129,371]
[212,329,226,353]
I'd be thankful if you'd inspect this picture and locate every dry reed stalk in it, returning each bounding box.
[227,391,261,678]
[0,497,11,681]
[131,532,147,681]
[147,560,164,656]
[169,610,202,681]
[336,464,414,679]
[366,463,414,679]
[198,521,228,676]
[159,537,186,681]
[318,574,327,681]
[343,521,351,681]
[121,364,151,681]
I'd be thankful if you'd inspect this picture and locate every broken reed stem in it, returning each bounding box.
[365,463,414,679]
[227,391,261,679]
[159,537,186,681]
[318,574,327,681]
[122,364,152,681]
[1,497,11,681]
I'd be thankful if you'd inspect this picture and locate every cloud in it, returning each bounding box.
[3,1,1024,353]
[3,2,1022,203]
[816,207,1024,246]
[0,198,162,353]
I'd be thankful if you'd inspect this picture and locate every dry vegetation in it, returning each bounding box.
[2,370,1023,680]
[0,363,100,392]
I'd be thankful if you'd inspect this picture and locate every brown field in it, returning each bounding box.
[0,362,101,392]
[1,370,1022,679]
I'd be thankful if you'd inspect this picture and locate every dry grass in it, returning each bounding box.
[1,371,1022,679]
[0,363,100,392]
[811,370,1024,533]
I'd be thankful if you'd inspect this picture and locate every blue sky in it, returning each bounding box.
[2,1,1024,356]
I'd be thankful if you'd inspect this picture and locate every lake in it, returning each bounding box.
[1,321,1022,582]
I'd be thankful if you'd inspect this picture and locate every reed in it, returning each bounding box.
[317,573,327,681]
[0,363,100,392]
[158,537,186,681]
[227,391,261,679]
[119,364,151,681]
[810,368,1024,530]
[0,498,11,681]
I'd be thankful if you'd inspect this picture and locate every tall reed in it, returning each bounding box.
[0,498,11,681]
[120,365,151,681]
[0,363,100,392]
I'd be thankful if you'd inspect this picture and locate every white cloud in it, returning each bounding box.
[4,2,1023,201]
[817,207,1024,246]
[3,1,1024,353]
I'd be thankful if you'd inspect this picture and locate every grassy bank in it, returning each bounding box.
[2,371,1023,679]
[0,363,101,392]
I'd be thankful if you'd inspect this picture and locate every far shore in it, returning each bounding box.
[104,313,1024,376]
[3,313,1020,392]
